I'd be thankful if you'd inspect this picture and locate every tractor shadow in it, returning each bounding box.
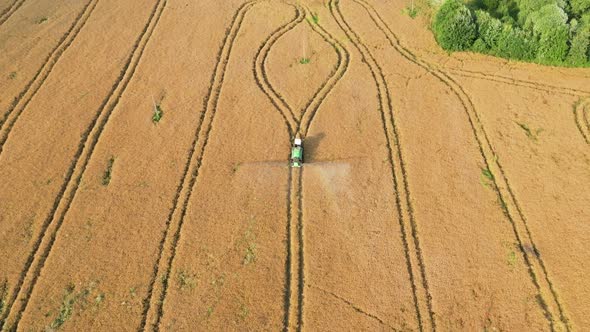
[304,132,325,162]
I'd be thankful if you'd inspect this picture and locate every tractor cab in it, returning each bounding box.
[290,138,303,167]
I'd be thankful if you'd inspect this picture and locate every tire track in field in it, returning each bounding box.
[282,165,295,332]
[0,0,24,26]
[139,2,258,330]
[253,3,350,138]
[253,3,349,329]
[288,165,304,332]
[329,1,433,330]
[0,0,98,157]
[0,0,167,329]
[574,98,590,144]
[142,0,349,328]
[293,7,350,330]
[352,0,570,330]
[310,284,397,330]
[252,4,304,330]
[297,5,349,138]
[447,68,590,97]
[253,3,304,137]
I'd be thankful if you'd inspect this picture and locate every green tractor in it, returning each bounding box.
[290,137,303,167]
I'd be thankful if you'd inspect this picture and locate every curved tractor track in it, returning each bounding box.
[295,6,349,138]
[255,3,350,330]
[448,68,590,97]
[290,7,350,330]
[253,3,350,139]
[574,98,590,145]
[0,0,25,26]
[0,0,167,329]
[350,0,571,330]
[253,4,305,330]
[253,3,304,137]
[142,1,350,330]
[0,0,581,330]
[0,0,98,156]
[329,0,436,330]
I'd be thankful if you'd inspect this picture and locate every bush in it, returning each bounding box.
[571,0,590,16]
[433,0,477,50]
[473,0,519,21]
[567,22,590,63]
[496,0,519,20]
[495,24,539,59]
[525,3,570,62]
[516,0,566,23]
[431,0,589,66]
[471,38,491,51]
[475,10,503,48]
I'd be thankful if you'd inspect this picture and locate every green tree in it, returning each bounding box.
[525,3,570,62]
[475,10,504,48]
[567,20,590,63]
[432,0,589,65]
[471,38,491,52]
[494,24,539,59]
[433,0,478,50]
[570,0,590,16]
[516,0,568,23]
